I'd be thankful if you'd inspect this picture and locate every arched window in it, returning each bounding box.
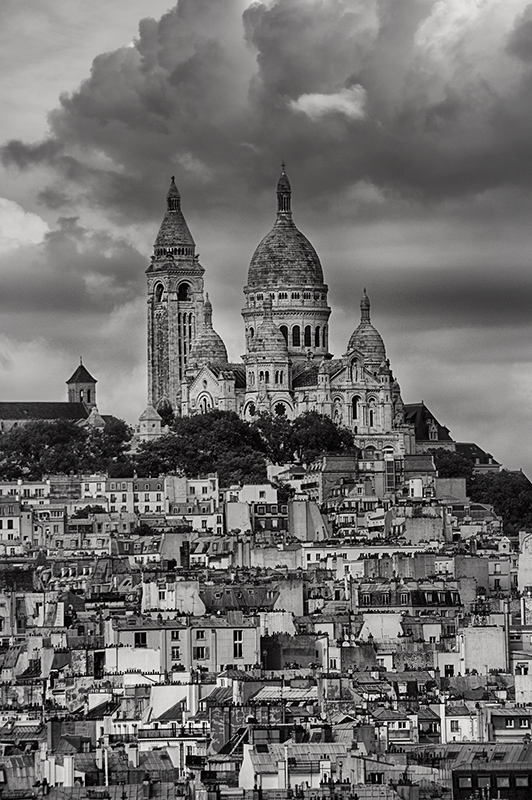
[280,325,288,344]
[275,371,279,384]
[155,283,164,303]
[369,408,375,428]
[352,396,359,419]
[304,325,312,347]
[178,282,191,301]
[265,371,270,383]
[280,370,284,384]
[259,371,264,382]
[87,389,91,404]
[315,326,321,347]
[292,325,301,347]
[79,390,84,401]
[249,327,255,339]
[247,403,256,417]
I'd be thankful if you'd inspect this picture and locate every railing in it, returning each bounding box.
[138,728,209,740]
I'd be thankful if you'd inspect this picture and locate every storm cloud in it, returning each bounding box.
[1,0,532,472]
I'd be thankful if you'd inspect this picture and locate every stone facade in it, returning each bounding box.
[144,168,452,458]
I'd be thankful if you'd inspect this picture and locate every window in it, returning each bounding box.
[362,594,370,605]
[193,646,208,660]
[195,630,206,640]
[171,630,180,640]
[292,325,300,347]
[233,630,243,659]
[400,593,408,605]
[134,632,147,648]
[458,777,472,789]
[477,777,491,789]
[159,590,166,601]
[315,326,320,347]
[519,718,530,728]
[496,777,510,788]
[516,776,529,787]
[450,720,460,732]
[280,325,288,344]
[505,719,514,728]
[304,325,312,347]
[397,721,407,729]
[171,647,180,661]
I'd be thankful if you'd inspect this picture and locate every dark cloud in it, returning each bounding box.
[4,0,532,223]
[0,216,145,315]
[2,0,532,473]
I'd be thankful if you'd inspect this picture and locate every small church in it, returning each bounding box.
[0,360,106,432]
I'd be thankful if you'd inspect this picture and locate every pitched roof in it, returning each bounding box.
[404,402,453,443]
[66,364,97,384]
[456,442,501,466]
[0,402,90,421]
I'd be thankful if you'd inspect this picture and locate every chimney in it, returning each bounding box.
[63,754,75,787]
[47,718,62,752]
[126,743,140,769]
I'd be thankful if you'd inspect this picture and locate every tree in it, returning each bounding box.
[468,470,532,534]
[251,413,294,465]
[72,505,107,518]
[157,399,175,428]
[291,412,355,465]
[135,411,268,486]
[0,420,92,479]
[0,417,133,479]
[428,448,473,480]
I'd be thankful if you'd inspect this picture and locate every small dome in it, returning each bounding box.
[188,295,228,366]
[347,289,386,364]
[249,297,288,355]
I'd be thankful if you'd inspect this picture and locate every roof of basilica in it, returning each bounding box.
[247,167,324,289]
[153,177,195,251]
[347,290,386,364]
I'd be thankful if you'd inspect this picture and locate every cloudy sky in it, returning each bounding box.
[1,0,532,473]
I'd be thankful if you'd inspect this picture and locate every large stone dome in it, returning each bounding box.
[188,297,228,367]
[248,218,324,288]
[246,166,324,289]
[347,290,386,364]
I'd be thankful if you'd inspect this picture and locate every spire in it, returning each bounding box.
[361,288,371,323]
[204,293,213,327]
[167,175,181,211]
[277,162,292,215]
[153,175,196,256]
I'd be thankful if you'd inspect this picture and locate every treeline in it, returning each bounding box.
[0,411,355,487]
[430,447,532,534]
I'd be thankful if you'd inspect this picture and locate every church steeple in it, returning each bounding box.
[152,175,196,260]
[277,162,292,215]
[166,175,181,211]
[66,358,97,408]
[361,288,371,323]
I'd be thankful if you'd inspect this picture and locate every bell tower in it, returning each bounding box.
[66,358,97,408]
[147,177,205,412]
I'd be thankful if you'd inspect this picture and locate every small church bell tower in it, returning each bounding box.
[66,359,97,408]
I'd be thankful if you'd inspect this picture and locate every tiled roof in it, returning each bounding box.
[292,363,319,388]
[66,364,96,384]
[404,402,453,442]
[0,402,89,421]
[456,441,500,466]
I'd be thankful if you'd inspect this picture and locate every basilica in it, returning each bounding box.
[141,168,452,458]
